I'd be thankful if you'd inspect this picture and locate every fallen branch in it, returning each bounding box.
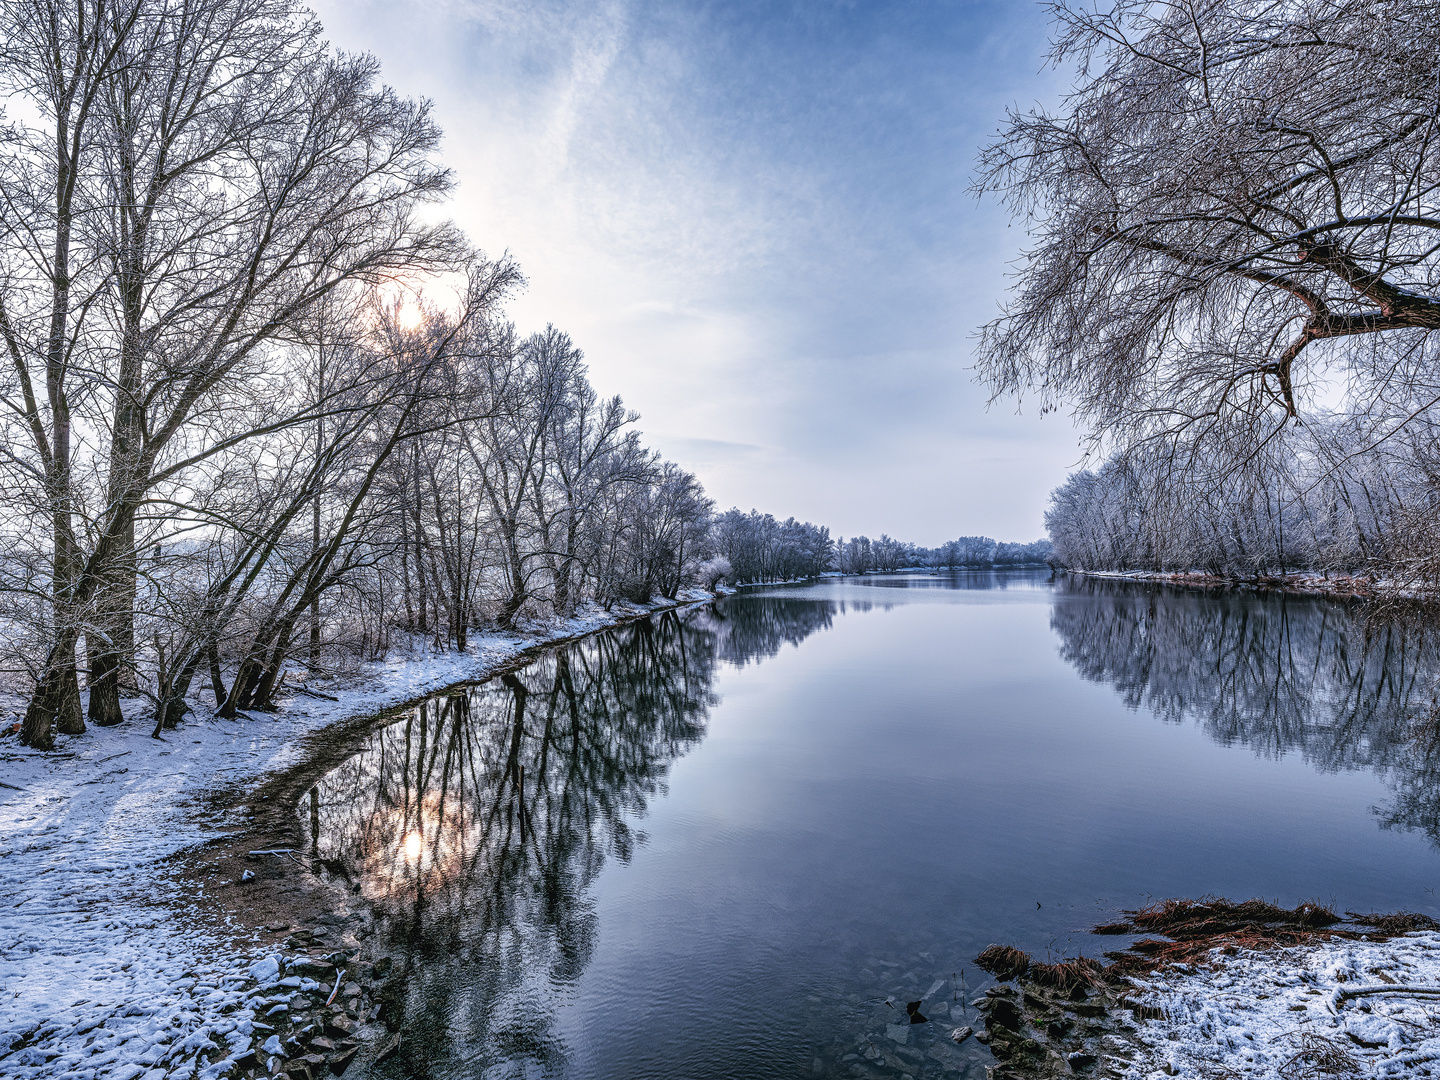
[293,685,340,702]
[1329,984,1440,1013]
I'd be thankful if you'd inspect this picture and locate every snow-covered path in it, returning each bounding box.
[0,595,712,1079]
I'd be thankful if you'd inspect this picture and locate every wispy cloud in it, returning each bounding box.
[312,0,1079,541]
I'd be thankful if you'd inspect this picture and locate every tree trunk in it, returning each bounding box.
[86,517,136,727]
[85,646,126,726]
[21,630,85,749]
[208,643,227,706]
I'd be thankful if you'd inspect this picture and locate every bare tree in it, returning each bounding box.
[461,325,581,629]
[976,0,1440,466]
[2,0,462,748]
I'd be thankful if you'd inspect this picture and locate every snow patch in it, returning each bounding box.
[1121,932,1440,1078]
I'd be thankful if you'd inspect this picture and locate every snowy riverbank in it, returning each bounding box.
[1068,567,1419,599]
[971,901,1440,1080]
[1119,932,1440,1079]
[0,590,717,1080]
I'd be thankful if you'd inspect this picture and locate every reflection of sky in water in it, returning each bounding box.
[316,574,1440,1080]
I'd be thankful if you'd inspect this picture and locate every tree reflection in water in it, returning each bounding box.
[308,598,837,1078]
[1051,577,1440,845]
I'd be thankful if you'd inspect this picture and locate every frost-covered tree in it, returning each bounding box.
[978,0,1440,462]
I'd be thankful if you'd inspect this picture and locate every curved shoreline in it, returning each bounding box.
[0,589,720,1080]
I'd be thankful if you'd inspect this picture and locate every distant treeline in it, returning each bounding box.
[709,509,1052,584]
[836,535,1053,575]
[1043,428,1431,581]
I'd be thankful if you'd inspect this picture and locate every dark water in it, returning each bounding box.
[311,572,1440,1080]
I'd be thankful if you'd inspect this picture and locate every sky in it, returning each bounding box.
[310,0,1080,545]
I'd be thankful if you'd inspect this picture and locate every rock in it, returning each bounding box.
[1067,1052,1098,1071]
[988,1029,1046,1062]
[250,957,283,985]
[986,998,1022,1032]
[950,1026,973,1044]
[974,1031,991,1044]
[343,981,361,998]
[325,1015,355,1037]
[309,1036,336,1052]
[370,957,393,980]
[234,1049,258,1070]
[328,1047,358,1075]
[375,1033,401,1064]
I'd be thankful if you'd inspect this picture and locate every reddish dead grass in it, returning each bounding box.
[1101,897,1348,977]
[1344,910,1440,934]
[1027,956,1105,994]
[975,944,1031,980]
[974,897,1437,991]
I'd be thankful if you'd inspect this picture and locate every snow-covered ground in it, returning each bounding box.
[1073,567,1421,597]
[0,591,714,1080]
[1122,933,1440,1078]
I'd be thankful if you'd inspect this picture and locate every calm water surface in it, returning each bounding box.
[313,572,1440,1079]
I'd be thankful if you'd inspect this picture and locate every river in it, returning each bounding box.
[307,570,1440,1079]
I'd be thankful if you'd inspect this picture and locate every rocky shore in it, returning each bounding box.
[966,899,1440,1080]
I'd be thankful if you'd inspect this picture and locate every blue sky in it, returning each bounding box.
[312,0,1079,543]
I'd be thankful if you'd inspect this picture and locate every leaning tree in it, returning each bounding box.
[977,0,1440,468]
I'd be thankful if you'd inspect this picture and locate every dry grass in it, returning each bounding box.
[1092,921,1135,935]
[1129,897,1339,937]
[1027,957,1105,994]
[1095,897,1348,978]
[1344,910,1440,933]
[1276,1033,1361,1079]
[976,897,1433,994]
[975,944,1031,980]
